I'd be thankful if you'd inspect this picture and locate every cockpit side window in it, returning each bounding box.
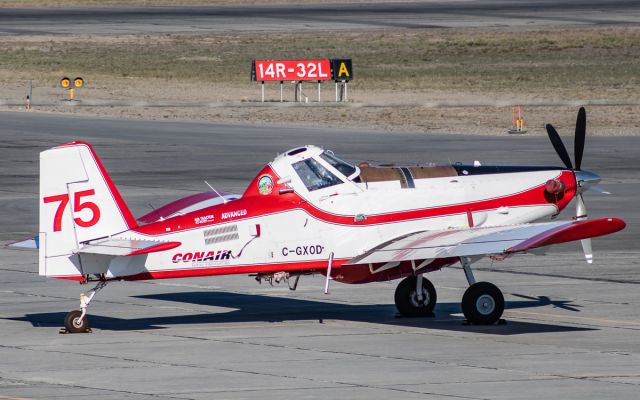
[320,151,357,179]
[292,158,342,191]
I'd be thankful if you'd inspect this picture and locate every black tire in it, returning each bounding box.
[461,282,504,325]
[64,310,89,333]
[394,276,437,317]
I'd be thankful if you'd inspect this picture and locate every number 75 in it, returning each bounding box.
[43,189,101,232]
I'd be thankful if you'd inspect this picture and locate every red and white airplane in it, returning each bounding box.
[20,108,625,332]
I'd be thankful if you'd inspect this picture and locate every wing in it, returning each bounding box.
[346,218,625,265]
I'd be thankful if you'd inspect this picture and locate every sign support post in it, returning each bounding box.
[27,80,32,110]
[344,80,348,102]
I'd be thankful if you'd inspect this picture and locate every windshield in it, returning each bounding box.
[292,157,342,191]
[320,151,357,178]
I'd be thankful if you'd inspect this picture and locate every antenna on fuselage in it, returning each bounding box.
[204,180,228,204]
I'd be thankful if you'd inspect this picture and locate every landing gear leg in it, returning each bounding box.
[63,281,107,333]
[394,275,437,317]
[459,257,504,325]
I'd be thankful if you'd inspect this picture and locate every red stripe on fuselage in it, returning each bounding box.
[51,258,350,282]
[133,170,575,236]
[48,257,460,285]
[137,191,231,224]
[50,275,87,283]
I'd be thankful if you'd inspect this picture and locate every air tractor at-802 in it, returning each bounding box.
[16,108,624,333]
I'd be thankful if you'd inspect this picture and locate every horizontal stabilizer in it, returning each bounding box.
[79,238,181,256]
[8,236,39,249]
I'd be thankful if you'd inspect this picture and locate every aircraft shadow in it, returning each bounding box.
[10,291,594,335]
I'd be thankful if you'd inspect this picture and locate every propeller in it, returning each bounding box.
[574,107,586,171]
[545,123,573,169]
[575,194,592,263]
[545,107,603,264]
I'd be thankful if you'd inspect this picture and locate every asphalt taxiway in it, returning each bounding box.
[1,0,639,34]
[0,111,639,399]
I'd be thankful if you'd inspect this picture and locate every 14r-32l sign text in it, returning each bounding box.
[254,60,331,81]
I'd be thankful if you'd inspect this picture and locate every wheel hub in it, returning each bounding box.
[476,294,496,315]
[72,317,84,329]
[410,289,429,308]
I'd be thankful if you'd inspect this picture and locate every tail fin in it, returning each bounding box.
[39,141,137,279]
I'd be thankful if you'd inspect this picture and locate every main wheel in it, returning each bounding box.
[461,282,504,325]
[64,310,89,333]
[394,276,437,317]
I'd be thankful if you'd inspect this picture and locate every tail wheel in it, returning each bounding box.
[461,282,504,325]
[64,310,89,333]
[394,276,437,317]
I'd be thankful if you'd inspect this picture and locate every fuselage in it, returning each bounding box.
[91,146,578,284]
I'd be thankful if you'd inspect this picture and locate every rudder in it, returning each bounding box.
[39,141,137,279]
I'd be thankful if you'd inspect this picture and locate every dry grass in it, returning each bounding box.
[2,27,638,99]
[1,26,639,134]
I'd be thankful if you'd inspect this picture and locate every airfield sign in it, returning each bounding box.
[253,60,332,81]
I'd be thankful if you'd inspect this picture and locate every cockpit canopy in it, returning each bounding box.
[272,146,359,193]
[269,145,460,195]
[319,151,358,180]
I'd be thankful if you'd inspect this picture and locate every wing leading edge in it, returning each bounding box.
[346,218,625,265]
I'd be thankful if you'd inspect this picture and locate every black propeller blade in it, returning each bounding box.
[574,107,586,171]
[545,123,573,169]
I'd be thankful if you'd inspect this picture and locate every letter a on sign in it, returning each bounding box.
[338,62,350,78]
[331,59,353,81]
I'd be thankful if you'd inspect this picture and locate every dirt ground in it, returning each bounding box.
[1,27,639,135]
